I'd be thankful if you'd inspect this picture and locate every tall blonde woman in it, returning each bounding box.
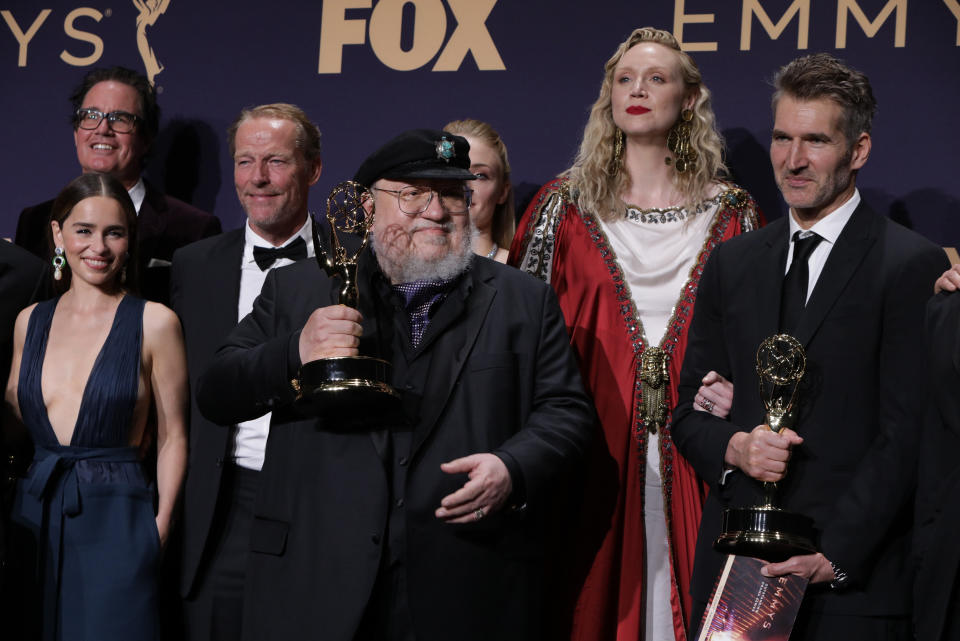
[5,173,187,640]
[443,119,515,263]
[510,27,761,641]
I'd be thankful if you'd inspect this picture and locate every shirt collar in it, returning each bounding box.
[128,177,146,214]
[243,215,314,263]
[788,188,860,245]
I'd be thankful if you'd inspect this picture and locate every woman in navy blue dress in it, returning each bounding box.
[4,173,188,640]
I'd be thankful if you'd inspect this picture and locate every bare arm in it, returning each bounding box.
[3,305,35,450]
[143,302,188,546]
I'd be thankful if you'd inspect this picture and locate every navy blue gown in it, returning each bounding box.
[12,295,160,640]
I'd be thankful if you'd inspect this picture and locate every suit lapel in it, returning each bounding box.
[754,219,790,345]
[207,229,245,335]
[138,181,168,248]
[410,270,495,458]
[793,203,877,347]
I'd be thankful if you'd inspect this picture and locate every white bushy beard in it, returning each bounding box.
[372,219,477,284]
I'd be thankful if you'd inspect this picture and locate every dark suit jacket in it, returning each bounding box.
[672,203,948,622]
[195,253,594,641]
[0,240,48,610]
[914,291,960,641]
[170,228,245,598]
[14,179,221,305]
[0,241,48,384]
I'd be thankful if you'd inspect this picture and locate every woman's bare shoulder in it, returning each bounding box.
[142,301,182,338]
[12,302,39,337]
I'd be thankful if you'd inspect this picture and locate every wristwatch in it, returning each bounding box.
[829,560,849,589]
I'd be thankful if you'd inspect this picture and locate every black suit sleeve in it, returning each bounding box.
[913,291,960,639]
[916,291,960,531]
[492,285,595,504]
[672,246,745,490]
[195,268,302,426]
[14,203,51,260]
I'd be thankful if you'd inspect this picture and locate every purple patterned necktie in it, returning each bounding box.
[392,279,454,347]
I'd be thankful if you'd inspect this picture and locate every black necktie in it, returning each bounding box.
[253,236,307,270]
[779,231,823,332]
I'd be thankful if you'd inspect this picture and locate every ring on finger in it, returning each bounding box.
[698,397,715,413]
[474,507,485,521]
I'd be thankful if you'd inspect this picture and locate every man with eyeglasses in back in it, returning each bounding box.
[14,66,220,304]
[193,128,594,641]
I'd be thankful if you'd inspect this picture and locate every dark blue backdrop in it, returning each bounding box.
[1,0,957,246]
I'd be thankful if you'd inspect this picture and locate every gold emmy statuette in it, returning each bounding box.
[714,334,817,561]
[294,181,399,417]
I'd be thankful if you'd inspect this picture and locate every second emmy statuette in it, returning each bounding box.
[294,181,399,416]
[714,334,817,561]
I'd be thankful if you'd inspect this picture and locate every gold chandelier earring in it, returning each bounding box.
[666,109,697,174]
[609,128,624,175]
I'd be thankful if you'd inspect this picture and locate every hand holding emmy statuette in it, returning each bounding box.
[293,181,399,418]
[714,334,818,562]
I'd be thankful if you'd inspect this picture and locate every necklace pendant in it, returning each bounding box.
[639,346,670,434]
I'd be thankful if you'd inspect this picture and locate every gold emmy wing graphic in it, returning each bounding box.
[133,0,170,85]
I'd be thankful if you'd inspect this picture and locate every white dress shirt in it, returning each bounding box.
[785,189,860,303]
[232,216,315,470]
[128,177,146,213]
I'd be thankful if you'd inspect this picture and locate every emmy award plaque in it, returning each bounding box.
[294,181,400,416]
[714,334,818,561]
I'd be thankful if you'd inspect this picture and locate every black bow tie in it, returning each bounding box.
[253,237,307,270]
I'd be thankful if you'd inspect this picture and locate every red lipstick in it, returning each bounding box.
[626,106,650,115]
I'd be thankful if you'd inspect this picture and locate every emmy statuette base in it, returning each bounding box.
[296,355,401,424]
[715,506,817,563]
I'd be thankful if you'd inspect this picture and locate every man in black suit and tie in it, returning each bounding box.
[170,103,321,640]
[672,54,948,640]
[194,128,594,640]
[14,66,220,304]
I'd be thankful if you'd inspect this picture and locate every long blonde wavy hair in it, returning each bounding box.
[443,118,516,249]
[562,27,728,220]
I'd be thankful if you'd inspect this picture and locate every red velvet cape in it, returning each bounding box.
[509,178,761,641]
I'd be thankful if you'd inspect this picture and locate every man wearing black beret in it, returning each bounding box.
[195,129,594,640]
